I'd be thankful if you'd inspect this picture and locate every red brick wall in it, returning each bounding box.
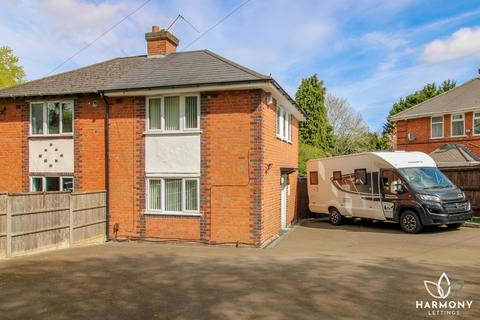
[261,99,299,243]
[74,95,106,191]
[200,90,263,245]
[396,112,480,156]
[0,99,26,192]
[108,97,143,238]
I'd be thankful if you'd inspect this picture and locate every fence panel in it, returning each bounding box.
[0,190,106,258]
[0,194,6,258]
[71,191,107,245]
[440,167,480,217]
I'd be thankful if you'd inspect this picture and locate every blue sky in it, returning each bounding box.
[2,0,480,131]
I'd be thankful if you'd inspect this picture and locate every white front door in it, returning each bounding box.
[281,175,288,229]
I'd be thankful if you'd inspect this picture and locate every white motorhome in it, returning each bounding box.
[307,152,472,233]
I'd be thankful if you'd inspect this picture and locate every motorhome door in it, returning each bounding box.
[380,169,404,219]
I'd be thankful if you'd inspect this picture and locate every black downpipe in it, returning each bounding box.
[100,91,110,241]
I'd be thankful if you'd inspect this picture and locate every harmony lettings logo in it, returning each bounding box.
[416,272,473,316]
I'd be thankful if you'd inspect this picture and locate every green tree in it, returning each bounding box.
[0,46,25,89]
[295,74,334,150]
[383,80,456,136]
[298,143,327,176]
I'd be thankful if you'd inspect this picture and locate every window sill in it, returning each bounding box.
[450,135,467,138]
[144,211,201,217]
[29,134,74,139]
[429,136,444,140]
[276,135,292,144]
[143,130,202,136]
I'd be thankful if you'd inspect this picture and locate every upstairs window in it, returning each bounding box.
[430,116,443,138]
[473,112,480,135]
[147,95,199,132]
[30,101,73,135]
[276,106,291,142]
[451,113,465,137]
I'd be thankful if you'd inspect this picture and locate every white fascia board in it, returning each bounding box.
[103,82,306,122]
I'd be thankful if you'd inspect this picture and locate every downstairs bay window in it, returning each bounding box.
[146,177,200,215]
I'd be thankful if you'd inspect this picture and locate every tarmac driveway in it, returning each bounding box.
[0,220,479,320]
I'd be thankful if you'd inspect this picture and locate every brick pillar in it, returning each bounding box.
[134,97,146,238]
[249,90,264,245]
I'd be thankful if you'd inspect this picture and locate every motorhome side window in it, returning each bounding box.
[310,171,318,185]
[354,169,367,185]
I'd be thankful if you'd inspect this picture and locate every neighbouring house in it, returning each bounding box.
[0,26,306,246]
[390,77,480,157]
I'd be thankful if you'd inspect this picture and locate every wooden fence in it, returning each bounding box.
[0,191,106,259]
[440,166,480,217]
[296,177,311,219]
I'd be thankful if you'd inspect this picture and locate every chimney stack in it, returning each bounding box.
[145,25,179,56]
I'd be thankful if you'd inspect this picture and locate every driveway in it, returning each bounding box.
[0,220,479,320]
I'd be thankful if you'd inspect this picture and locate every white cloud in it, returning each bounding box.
[422,26,480,63]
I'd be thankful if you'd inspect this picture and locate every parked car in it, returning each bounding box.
[307,151,472,233]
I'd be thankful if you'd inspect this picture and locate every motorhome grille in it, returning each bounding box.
[443,201,469,214]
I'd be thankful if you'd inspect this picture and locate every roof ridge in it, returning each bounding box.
[201,49,271,80]
[390,77,478,120]
[0,55,145,94]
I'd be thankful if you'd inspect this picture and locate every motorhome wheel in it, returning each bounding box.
[400,210,423,234]
[329,208,343,225]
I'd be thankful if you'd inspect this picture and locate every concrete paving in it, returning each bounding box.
[0,220,479,319]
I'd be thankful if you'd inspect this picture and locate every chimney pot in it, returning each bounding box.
[152,25,160,32]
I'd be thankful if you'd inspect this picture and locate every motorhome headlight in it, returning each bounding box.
[418,194,441,202]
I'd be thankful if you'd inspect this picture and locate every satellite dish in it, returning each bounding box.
[407,133,416,141]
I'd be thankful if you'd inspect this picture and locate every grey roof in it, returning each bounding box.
[0,49,305,118]
[390,77,480,121]
[430,144,480,168]
[101,50,270,91]
[0,56,144,98]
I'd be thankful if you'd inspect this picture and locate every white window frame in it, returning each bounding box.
[30,176,74,192]
[430,115,444,139]
[276,105,291,142]
[451,113,465,137]
[473,111,480,136]
[145,177,200,216]
[146,94,200,133]
[29,101,74,136]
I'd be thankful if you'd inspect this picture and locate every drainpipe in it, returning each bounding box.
[100,91,110,241]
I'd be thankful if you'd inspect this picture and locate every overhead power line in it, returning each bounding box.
[182,0,253,50]
[46,0,153,76]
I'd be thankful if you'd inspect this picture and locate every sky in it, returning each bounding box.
[2,0,480,131]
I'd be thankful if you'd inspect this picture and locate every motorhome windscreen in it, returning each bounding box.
[397,167,453,190]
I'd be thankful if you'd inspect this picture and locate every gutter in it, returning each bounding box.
[99,91,110,241]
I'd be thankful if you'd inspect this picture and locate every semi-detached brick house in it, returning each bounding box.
[0,26,306,246]
[391,77,480,157]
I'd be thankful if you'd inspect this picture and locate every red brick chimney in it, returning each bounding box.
[145,25,179,56]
